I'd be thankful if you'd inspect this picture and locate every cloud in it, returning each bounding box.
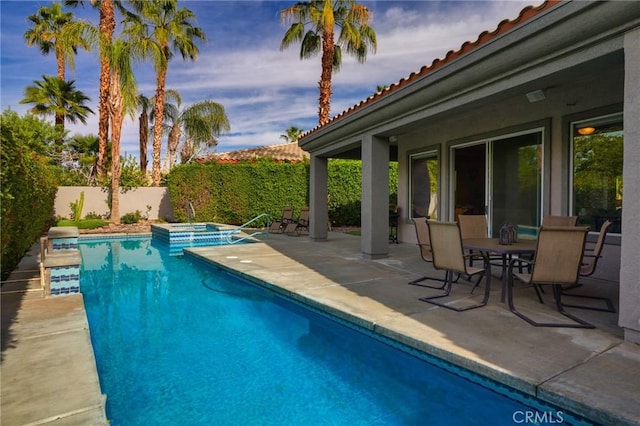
[2,0,536,158]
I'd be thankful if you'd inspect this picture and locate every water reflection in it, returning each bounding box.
[80,238,165,271]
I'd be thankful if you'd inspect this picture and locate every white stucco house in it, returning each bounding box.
[298,1,640,343]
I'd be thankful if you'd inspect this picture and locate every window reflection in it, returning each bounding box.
[410,152,438,219]
[572,114,623,233]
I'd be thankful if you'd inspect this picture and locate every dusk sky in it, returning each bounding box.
[1,0,535,159]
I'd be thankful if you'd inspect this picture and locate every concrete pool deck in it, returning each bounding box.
[2,232,639,425]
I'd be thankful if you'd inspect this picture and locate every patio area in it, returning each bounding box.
[1,231,639,425]
[190,232,639,425]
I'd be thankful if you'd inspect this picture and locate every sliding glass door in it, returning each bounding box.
[452,130,542,237]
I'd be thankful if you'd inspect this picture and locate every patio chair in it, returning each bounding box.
[408,217,448,288]
[560,219,615,312]
[458,214,503,283]
[285,206,309,236]
[389,205,400,243]
[519,215,579,273]
[457,214,501,264]
[270,206,294,233]
[418,220,491,312]
[507,225,594,328]
[541,215,578,226]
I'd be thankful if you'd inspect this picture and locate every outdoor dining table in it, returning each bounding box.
[462,238,537,303]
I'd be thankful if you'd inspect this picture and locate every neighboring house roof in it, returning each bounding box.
[300,0,559,140]
[199,142,310,163]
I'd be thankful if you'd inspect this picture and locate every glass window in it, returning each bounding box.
[491,132,542,237]
[572,114,623,233]
[452,130,542,238]
[409,151,439,220]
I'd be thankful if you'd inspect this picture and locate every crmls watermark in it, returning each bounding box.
[512,410,565,424]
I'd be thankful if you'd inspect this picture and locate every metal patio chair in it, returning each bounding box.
[541,215,579,226]
[408,217,448,288]
[507,225,594,328]
[560,219,616,313]
[418,220,491,312]
[458,214,503,279]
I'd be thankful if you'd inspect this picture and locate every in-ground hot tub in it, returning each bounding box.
[151,223,256,255]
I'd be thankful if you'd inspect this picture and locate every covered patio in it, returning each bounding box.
[299,1,640,343]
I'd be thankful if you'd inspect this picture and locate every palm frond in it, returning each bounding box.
[301,30,321,59]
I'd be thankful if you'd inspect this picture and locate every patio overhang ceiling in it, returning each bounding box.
[299,0,640,159]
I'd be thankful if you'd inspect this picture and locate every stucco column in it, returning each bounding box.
[361,135,389,258]
[309,153,328,241]
[619,28,640,343]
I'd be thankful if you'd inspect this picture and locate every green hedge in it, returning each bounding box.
[1,112,58,280]
[166,159,397,227]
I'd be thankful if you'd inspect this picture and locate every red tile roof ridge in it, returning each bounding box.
[301,0,559,139]
[199,140,309,163]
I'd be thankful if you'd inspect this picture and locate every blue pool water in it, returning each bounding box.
[79,237,590,425]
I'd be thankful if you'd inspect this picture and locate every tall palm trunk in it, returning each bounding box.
[139,110,148,175]
[151,64,167,186]
[167,124,181,169]
[108,67,123,224]
[97,0,115,179]
[54,42,66,139]
[180,136,192,164]
[318,29,335,126]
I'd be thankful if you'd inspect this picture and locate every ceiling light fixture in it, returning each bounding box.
[577,127,596,135]
[526,90,546,103]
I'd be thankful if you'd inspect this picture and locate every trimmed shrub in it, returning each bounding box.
[166,158,398,227]
[1,111,58,280]
[56,219,109,229]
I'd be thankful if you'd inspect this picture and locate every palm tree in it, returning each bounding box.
[280,0,377,125]
[280,126,304,143]
[20,75,94,144]
[24,2,90,136]
[65,0,116,179]
[159,95,230,167]
[177,100,230,165]
[123,0,206,186]
[24,2,87,80]
[137,94,151,175]
[66,133,101,183]
[106,39,139,224]
[148,88,181,170]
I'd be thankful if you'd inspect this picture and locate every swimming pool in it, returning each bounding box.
[79,236,591,425]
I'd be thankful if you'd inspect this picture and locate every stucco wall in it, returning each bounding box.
[394,61,624,283]
[54,186,175,221]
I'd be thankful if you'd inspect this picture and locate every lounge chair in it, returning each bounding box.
[285,206,309,236]
[418,220,491,312]
[270,206,293,233]
[507,225,594,328]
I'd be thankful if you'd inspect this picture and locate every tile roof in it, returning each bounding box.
[301,0,559,139]
[199,142,310,163]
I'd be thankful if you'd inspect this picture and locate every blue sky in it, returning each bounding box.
[0,0,535,158]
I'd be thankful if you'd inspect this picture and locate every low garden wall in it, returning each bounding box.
[54,186,175,221]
